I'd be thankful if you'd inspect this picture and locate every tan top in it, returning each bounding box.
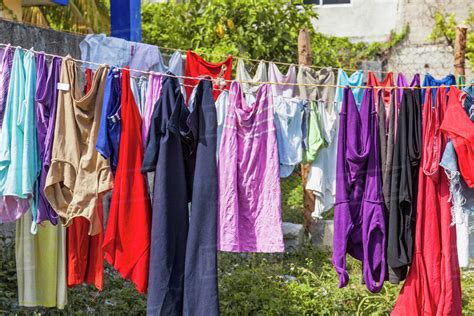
[44,57,113,236]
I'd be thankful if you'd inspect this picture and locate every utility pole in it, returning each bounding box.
[298,29,315,232]
[454,25,467,79]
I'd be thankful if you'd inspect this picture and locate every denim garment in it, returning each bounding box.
[130,76,148,116]
[440,141,474,268]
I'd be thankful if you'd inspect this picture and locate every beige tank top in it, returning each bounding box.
[44,57,113,236]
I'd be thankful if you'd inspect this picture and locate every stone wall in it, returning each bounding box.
[0,18,84,58]
[386,0,473,77]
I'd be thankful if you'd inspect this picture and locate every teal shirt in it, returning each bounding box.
[335,69,364,109]
[0,48,40,224]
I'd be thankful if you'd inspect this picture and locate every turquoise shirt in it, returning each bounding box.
[335,69,364,108]
[0,48,40,225]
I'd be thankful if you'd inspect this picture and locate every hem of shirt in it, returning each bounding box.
[218,243,285,253]
[19,300,66,310]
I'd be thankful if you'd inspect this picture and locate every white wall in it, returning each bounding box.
[312,0,401,42]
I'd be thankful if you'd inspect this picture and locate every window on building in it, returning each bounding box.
[303,0,351,5]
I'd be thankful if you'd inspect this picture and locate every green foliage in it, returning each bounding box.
[142,0,405,69]
[142,0,318,63]
[428,9,474,71]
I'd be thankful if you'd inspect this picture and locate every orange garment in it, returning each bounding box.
[440,87,474,188]
[67,196,104,290]
[184,50,232,104]
[392,87,462,316]
[103,68,151,294]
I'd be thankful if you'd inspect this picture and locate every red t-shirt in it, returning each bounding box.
[103,68,152,294]
[184,50,232,104]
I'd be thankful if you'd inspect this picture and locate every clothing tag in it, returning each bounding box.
[57,82,70,91]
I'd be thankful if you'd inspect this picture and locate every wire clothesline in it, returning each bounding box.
[1,43,473,90]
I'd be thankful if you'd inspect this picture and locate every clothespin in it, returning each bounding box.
[214,64,227,91]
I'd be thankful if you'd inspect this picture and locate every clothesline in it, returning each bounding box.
[2,43,473,90]
[158,45,427,78]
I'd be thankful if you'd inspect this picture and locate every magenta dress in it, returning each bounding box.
[218,82,284,253]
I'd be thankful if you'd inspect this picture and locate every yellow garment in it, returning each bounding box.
[15,210,67,309]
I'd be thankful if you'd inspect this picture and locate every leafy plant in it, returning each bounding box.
[428,9,474,71]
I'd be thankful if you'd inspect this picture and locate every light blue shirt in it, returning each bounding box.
[0,48,40,224]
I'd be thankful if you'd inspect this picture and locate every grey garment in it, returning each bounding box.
[297,65,336,102]
[130,76,148,116]
[379,90,397,212]
[440,141,474,267]
[378,90,399,283]
[102,190,113,231]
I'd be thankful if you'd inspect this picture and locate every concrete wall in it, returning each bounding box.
[312,0,401,42]
[386,0,473,77]
[0,18,84,58]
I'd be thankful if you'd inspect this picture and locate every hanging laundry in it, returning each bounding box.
[236,59,267,95]
[396,73,420,106]
[218,82,284,252]
[141,73,163,146]
[440,141,474,268]
[215,90,228,157]
[103,68,151,294]
[268,62,297,98]
[96,67,122,172]
[367,70,394,116]
[392,87,462,316]
[130,75,148,116]
[421,73,456,104]
[335,69,364,109]
[0,44,13,128]
[0,48,40,223]
[440,86,474,268]
[44,58,113,236]
[386,88,422,284]
[184,50,232,104]
[333,87,386,293]
[273,98,304,177]
[15,52,67,309]
[83,68,94,94]
[16,210,67,308]
[142,77,219,315]
[302,66,338,219]
[141,75,190,313]
[36,54,62,225]
[440,87,474,188]
[463,79,473,118]
[377,90,396,214]
[79,34,183,77]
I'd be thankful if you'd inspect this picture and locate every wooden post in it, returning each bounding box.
[298,29,315,232]
[454,25,467,78]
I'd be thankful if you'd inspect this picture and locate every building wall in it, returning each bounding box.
[312,0,401,42]
[386,0,473,78]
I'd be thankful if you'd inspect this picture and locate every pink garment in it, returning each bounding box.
[218,82,284,253]
[141,73,162,145]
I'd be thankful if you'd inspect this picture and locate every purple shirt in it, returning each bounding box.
[0,45,13,128]
[36,55,62,224]
[333,87,386,293]
[218,82,284,253]
[142,73,162,145]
